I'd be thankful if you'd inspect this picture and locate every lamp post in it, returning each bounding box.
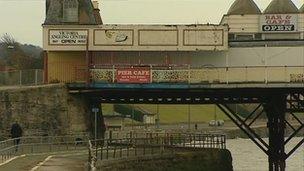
[92,107,100,141]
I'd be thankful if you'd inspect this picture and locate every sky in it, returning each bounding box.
[0,0,303,46]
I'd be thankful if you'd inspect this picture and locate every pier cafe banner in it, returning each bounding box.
[260,14,298,32]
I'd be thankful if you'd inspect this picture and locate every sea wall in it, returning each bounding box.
[97,148,233,171]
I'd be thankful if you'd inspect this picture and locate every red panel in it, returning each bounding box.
[116,68,150,83]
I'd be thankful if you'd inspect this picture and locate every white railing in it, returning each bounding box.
[0,69,44,86]
[87,66,304,84]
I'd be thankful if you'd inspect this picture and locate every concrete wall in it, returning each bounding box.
[90,46,304,67]
[0,84,91,139]
[221,15,260,33]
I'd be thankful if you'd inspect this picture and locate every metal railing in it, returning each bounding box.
[0,69,44,86]
[88,132,226,170]
[0,134,88,164]
[78,65,304,84]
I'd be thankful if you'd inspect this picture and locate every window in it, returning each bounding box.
[228,34,235,40]
[235,34,254,41]
[254,33,262,40]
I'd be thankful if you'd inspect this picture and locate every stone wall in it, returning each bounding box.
[97,148,233,171]
[0,84,91,139]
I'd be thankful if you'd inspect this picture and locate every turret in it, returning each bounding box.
[300,4,304,13]
[44,0,97,25]
[264,0,299,14]
[227,0,261,15]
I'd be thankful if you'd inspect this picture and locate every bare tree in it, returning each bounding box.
[0,33,18,47]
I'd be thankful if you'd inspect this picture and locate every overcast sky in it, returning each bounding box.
[0,0,303,46]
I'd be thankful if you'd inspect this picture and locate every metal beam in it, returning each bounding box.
[217,104,268,154]
[285,138,304,159]
[222,104,269,149]
[289,112,303,125]
[284,120,296,132]
[243,104,262,123]
[284,124,304,145]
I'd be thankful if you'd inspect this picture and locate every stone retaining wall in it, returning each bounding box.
[0,84,91,139]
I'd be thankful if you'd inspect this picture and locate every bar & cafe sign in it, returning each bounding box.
[260,14,298,32]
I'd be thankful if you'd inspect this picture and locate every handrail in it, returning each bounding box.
[0,134,89,165]
[0,69,44,87]
[87,132,226,170]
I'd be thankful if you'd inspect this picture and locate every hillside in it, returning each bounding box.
[0,34,43,69]
[102,104,228,124]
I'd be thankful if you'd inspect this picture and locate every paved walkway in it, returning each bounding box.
[0,151,88,171]
[34,153,88,171]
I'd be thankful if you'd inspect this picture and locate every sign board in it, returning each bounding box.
[260,14,298,32]
[92,108,100,113]
[94,29,133,46]
[116,68,151,83]
[43,25,228,51]
[49,30,88,45]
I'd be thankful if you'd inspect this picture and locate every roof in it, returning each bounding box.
[227,0,261,15]
[264,0,299,14]
[93,9,103,25]
[44,0,97,25]
[300,4,304,13]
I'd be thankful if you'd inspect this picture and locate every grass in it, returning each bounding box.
[102,104,228,124]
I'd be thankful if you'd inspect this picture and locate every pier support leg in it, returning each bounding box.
[264,95,286,171]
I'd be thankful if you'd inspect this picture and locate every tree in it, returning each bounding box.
[0,34,42,70]
[0,33,17,46]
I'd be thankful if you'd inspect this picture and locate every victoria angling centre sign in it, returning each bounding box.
[260,14,298,32]
[49,30,88,45]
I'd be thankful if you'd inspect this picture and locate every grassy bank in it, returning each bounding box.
[102,104,228,124]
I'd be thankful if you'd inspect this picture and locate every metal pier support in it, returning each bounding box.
[218,93,304,171]
[264,95,286,171]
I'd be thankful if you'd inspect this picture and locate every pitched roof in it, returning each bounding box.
[44,0,97,25]
[92,1,103,24]
[300,4,304,13]
[93,9,103,25]
[264,0,299,14]
[227,0,261,15]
